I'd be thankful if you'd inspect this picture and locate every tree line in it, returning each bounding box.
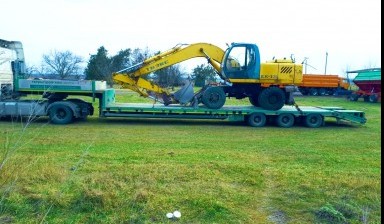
[27,46,218,88]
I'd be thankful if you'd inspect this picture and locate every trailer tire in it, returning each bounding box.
[304,113,323,128]
[318,88,326,96]
[258,87,285,110]
[276,113,294,128]
[309,88,318,96]
[299,88,309,95]
[369,94,378,103]
[247,113,266,127]
[49,104,73,124]
[349,94,359,101]
[201,87,226,109]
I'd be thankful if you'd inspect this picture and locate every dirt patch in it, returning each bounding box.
[268,210,288,224]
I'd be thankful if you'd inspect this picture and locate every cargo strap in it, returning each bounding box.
[294,101,303,115]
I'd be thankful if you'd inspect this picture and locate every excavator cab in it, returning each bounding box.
[222,43,261,79]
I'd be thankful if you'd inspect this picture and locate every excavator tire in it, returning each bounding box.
[258,87,285,111]
[249,94,259,107]
[201,86,226,109]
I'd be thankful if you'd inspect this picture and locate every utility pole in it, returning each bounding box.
[302,57,317,74]
[303,57,308,74]
[324,52,328,74]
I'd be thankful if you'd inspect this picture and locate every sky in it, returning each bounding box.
[1,0,381,77]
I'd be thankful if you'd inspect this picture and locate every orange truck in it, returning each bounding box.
[297,74,350,96]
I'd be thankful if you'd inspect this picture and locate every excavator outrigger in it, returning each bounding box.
[113,42,303,110]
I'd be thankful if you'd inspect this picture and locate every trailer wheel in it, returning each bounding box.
[276,113,295,128]
[49,105,73,124]
[309,88,318,96]
[247,113,266,127]
[258,87,285,110]
[304,113,323,128]
[349,94,359,101]
[369,94,378,103]
[327,89,335,96]
[318,88,326,96]
[299,88,309,95]
[201,86,226,109]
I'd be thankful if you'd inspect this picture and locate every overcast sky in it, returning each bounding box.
[1,0,381,76]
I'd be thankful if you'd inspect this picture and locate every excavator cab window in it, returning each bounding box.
[223,44,259,79]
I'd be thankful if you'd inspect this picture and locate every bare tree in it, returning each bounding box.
[42,50,83,79]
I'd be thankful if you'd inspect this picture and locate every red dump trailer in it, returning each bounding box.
[347,68,381,103]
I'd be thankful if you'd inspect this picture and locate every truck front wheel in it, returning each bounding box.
[49,105,73,124]
[258,87,285,110]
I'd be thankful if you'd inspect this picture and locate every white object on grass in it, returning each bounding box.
[173,210,181,218]
[166,213,174,218]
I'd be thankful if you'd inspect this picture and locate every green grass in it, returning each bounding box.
[0,92,381,223]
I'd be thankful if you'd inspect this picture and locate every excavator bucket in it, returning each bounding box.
[173,79,195,104]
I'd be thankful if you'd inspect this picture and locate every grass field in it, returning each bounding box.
[0,93,381,223]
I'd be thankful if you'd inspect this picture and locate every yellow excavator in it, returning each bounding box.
[113,42,302,110]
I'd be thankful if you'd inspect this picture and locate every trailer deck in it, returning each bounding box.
[101,103,366,127]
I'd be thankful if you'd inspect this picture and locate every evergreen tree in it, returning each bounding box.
[192,64,217,87]
[84,46,111,83]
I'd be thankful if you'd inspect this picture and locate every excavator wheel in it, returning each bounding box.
[201,86,226,109]
[258,87,285,111]
[249,94,260,107]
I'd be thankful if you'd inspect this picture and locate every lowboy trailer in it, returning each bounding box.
[0,82,366,127]
[0,38,366,127]
[98,89,366,128]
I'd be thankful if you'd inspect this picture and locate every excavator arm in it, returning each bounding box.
[112,43,226,104]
